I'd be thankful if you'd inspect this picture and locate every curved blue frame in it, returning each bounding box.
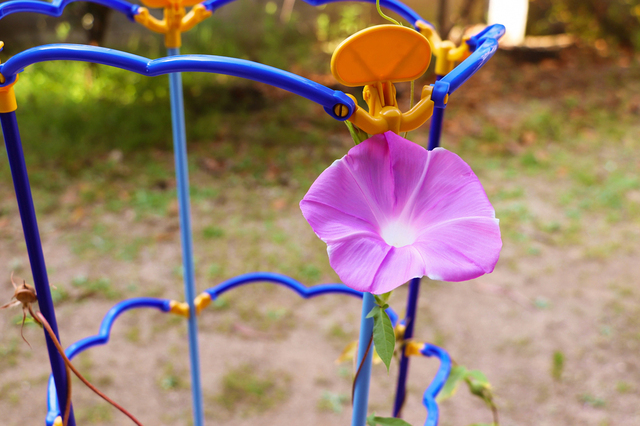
[45,276,451,426]
[0,0,140,20]
[431,24,505,108]
[45,298,172,425]
[202,0,432,30]
[45,275,404,424]
[0,24,504,120]
[0,45,355,120]
[419,344,451,426]
[0,0,434,30]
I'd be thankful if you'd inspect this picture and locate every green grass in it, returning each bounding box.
[210,363,290,416]
[71,275,122,300]
[551,351,565,381]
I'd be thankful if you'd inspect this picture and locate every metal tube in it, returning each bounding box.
[352,292,376,426]
[392,277,421,417]
[167,47,205,426]
[1,111,76,426]
[428,75,445,151]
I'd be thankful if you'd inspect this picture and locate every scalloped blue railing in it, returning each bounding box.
[45,273,449,426]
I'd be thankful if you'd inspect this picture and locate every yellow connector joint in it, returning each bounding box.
[394,323,406,341]
[134,4,211,49]
[0,74,18,113]
[169,299,190,317]
[404,341,426,357]
[194,292,212,315]
[415,20,441,48]
[169,293,212,317]
[415,21,471,76]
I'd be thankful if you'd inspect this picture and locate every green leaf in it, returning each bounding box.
[374,291,393,306]
[467,369,490,386]
[370,308,395,371]
[345,121,369,144]
[436,365,468,402]
[367,415,413,426]
[466,369,492,398]
[366,305,381,319]
[366,414,377,426]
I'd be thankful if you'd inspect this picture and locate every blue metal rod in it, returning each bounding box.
[392,277,421,417]
[352,292,375,426]
[427,107,445,151]
[167,46,205,426]
[427,74,445,151]
[0,111,76,426]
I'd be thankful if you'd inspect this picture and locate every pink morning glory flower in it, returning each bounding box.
[300,131,501,294]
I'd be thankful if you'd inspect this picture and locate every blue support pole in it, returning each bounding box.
[428,75,445,151]
[392,277,421,417]
[167,47,205,426]
[1,111,76,426]
[352,292,376,426]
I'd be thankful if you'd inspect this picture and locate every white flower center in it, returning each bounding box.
[381,221,416,248]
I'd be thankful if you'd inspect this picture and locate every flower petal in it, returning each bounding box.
[368,245,426,294]
[341,133,396,222]
[303,142,393,226]
[400,147,496,227]
[414,216,502,282]
[326,235,391,293]
[300,199,378,243]
[384,131,432,216]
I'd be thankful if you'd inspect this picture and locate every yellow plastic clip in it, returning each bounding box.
[404,341,426,357]
[194,292,211,315]
[169,292,212,317]
[135,0,212,48]
[169,299,190,317]
[416,20,471,76]
[0,42,18,113]
[331,25,435,135]
[394,322,406,341]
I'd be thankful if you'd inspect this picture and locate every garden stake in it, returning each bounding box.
[0,107,77,426]
[352,292,376,426]
[167,46,206,426]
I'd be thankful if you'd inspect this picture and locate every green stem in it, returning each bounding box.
[402,80,415,139]
[376,0,401,25]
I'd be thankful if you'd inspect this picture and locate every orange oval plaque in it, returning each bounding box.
[331,25,432,87]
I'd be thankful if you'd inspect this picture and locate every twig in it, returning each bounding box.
[351,334,374,405]
[28,304,71,425]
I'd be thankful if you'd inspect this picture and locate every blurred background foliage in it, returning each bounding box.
[527,0,640,50]
[0,0,638,175]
